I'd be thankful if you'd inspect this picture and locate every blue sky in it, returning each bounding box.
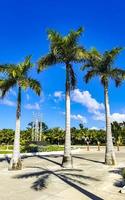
[1,0,125,130]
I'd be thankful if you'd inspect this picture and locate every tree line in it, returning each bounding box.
[0,27,125,169]
[0,122,125,146]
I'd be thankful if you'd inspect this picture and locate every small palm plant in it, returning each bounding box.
[38,28,87,168]
[0,56,41,170]
[82,47,125,165]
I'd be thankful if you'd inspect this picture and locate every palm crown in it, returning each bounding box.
[38,27,87,89]
[0,56,41,98]
[83,47,125,87]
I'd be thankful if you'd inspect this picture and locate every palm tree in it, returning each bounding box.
[38,28,87,168]
[0,56,41,170]
[82,47,124,165]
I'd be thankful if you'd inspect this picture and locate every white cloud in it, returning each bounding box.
[71,89,105,121]
[111,113,125,123]
[39,93,45,104]
[24,103,40,110]
[61,112,87,123]
[71,114,87,124]
[72,89,104,112]
[90,126,99,130]
[54,91,63,98]
[0,98,16,107]
[54,91,65,101]
[92,110,105,121]
[92,112,125,123]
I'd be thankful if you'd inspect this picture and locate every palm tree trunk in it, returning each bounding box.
[9,86,22,170]
[104,85,116,165]
[62,66,72,168]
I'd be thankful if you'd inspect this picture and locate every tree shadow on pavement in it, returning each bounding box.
[21,154,62,167]
[0,156,10,163]
[108,168,125,188]
[37,155,62,167]
[14,167,103,200]
[73,155,104,164]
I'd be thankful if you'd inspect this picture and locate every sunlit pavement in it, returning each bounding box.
[0,147,125,200]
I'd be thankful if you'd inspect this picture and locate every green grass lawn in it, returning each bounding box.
[0,150,12,154]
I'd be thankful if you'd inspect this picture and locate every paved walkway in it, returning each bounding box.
[0,148,125,200]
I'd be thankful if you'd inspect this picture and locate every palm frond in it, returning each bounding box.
[84,69,97,83]
[18,55,33,75]
[74,47,88,62]
[0,78,16,98]
[66,27,83,46]
[20,78,41,96]
[38,53,57,72]
[102,47,123,68]
[0,64,17,76]
[110,68,125,87]
[47,29,62,42]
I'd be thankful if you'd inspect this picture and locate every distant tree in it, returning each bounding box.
[0,129,14,145]
[79,123,84,130]
[111,121,125,145]
[27,122,48,133]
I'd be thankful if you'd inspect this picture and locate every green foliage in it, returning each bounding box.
[83,47,125,87]
[111,121,125,145]
[0,150,12,154]
[0,56,41,98]
[1,120,125,150]
[38,27,88,90]
[39,145,64,152]
[23,144,38,153]
[0,129,14,144]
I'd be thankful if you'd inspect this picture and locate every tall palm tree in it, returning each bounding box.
[0,56,41,170]
[82,47,125,165]
[38,28,87,168]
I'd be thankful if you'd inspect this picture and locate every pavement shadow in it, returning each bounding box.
[37,155,62,167]
[22,154,62,167]
[109,168,125,188]
[0,156,10,163]
[14,167,103,200]
[73,155,104,164]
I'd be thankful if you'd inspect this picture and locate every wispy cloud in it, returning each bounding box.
[71,114,87,123]
[53,91,65,102]
[92,110,105,121]
[61,112,87,123]
[39,93,45,104]
[0,98,16,107]
[24,103,40,110]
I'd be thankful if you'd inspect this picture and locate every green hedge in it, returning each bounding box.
[40,145,64,152]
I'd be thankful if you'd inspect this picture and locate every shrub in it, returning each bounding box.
[23,144,38,153]
[39,145,64,152]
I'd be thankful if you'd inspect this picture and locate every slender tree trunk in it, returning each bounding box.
[9,87,22,170]
[62,66,72,168]
[104,85,116,165]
